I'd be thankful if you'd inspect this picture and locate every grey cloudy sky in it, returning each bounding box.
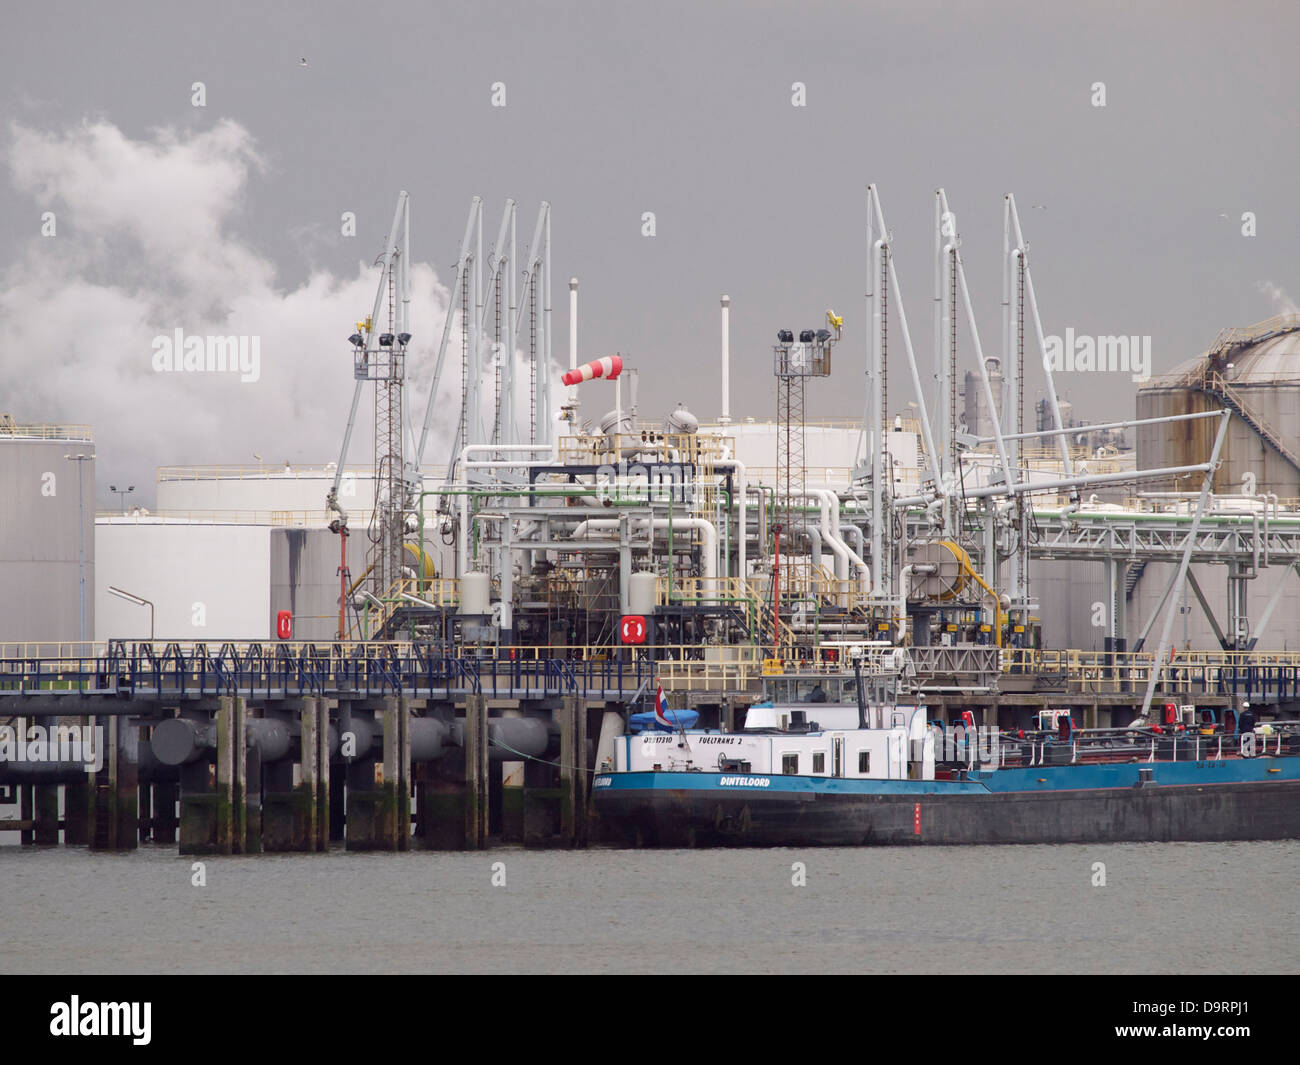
[2,0,1296,499]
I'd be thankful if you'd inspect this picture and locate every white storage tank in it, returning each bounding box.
[629,571,658,615]
[460,571,491,615]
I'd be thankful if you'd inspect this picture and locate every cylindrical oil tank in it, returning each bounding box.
[0,422,95,643]
[1137,324,1300,497]
[460,571,491,615]
[629,571,657,615]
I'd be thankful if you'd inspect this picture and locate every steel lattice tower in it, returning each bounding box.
[776,365,806,544]
[369,267,406,601]
[775,332,833,585]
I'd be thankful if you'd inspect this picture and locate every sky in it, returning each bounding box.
[1,0,1296,505]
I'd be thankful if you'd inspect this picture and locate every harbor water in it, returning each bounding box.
[2,841,1297,973]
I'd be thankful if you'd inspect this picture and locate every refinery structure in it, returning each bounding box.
[6,186,1300,852]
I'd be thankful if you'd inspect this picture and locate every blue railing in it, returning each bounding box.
[0,645,657,701]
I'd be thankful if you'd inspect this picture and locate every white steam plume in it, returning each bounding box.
[1,119,551,506]
[1256,281,1299,315]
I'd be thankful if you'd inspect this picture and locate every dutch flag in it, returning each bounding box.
[653,682,674,730]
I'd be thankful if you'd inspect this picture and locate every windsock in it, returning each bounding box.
[562,355,623,386]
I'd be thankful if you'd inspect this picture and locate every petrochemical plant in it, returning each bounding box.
[5,185,1300,852]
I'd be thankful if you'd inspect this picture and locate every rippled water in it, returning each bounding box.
[1,841,1297,973]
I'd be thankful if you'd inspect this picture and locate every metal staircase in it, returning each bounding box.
[1195,372,1300,475]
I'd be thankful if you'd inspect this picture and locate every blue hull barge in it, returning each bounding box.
[593,653,1300,847]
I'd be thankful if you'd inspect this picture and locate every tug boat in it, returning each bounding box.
[592,647,1300,846]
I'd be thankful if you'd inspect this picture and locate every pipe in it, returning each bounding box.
[893,460,1216,507]
[542,203,553,444]
[149,716,292,767]
[869,231,886,603]
[803,523,825,571]
[714,458,747,582]
[416,198,481,466]
[569,277,579,415]
[780,489,847,580]
[462,439,559,470]
[807,487,872,592]
[720,294,731,425]
[571,517,718,589]
[450,716,549,761]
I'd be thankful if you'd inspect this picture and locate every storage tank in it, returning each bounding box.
[629,571,658,615]
[0,417,95,643]
[460,571,491,615]
[1137,316,1300,496]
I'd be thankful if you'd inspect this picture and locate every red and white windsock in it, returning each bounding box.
[562,355,623,386]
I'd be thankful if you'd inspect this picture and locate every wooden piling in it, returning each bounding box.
[153,781,178,844]
[316,699,331,850]
[19,785,32,846]
[63,776,89,845]
[91,716,138,851]
[34,785,59,845]
[464,694,489,849]
[560,695,589,848]
[262,699,320,852]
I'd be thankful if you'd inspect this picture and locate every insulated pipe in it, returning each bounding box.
[462,440,558,467]
[0,759,104,783]
[713,458,747,581]
[778,488,870,592]
[841,522,866,563]
[451,716,549,761]
[571,517,718,587]
[150,716,292,767]
[569,279,579,405]
[806,486,872,591]
[409,717,450,761]
[779,489,847,579]
[489,717,549,759]
[869,233,886,603]
[338,714,375,761]
[803,523,825,571]
[458,440,561,575]
[720,295,731,425]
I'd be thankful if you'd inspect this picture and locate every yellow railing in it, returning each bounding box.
[0,419,93,441]
[384,576,459,608]
[654,575,799,652]
[156,464,451,482]
[97,509,338,526]
[1211,313,1300,353]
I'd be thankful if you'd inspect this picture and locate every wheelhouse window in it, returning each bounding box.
[858,751,871,774]
[781,753,799,775]
[812,752,825,774]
